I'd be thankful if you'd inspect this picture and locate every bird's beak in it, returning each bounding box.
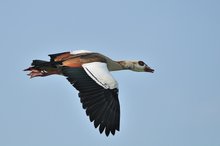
[144,66,154,73]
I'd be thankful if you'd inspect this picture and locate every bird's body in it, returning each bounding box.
[24,50,154,136]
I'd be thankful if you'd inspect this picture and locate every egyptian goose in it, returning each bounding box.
[24,50,154,136]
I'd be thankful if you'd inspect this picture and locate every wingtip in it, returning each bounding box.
[111,130,115,135]
[105,129,110,136]
[99,124,105,134]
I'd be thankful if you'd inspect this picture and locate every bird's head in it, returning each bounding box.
[132,61,154,73]
[119,60,154,73]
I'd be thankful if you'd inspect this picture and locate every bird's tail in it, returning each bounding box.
[24,60,61,78]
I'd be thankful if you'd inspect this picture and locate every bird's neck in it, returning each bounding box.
[102,54,134,71]
[117,61,134,70]
[108,60,134,71]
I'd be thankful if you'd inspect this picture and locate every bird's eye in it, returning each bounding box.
[138,61,145,66]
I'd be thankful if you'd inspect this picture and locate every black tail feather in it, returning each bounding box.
[31,60,50,66]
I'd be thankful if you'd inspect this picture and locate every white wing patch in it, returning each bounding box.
[71,50,93,54]
[82,62,118,89]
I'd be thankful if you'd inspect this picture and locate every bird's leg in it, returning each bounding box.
[24,67,48,78]
[24,67,60,78]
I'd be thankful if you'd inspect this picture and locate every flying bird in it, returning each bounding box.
[24,50,154,136]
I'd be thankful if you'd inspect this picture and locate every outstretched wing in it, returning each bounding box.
[62,62,120,136]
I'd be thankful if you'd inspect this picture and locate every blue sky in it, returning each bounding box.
[0,0,220,146]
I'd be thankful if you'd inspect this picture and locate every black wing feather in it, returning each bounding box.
[62,67,120,136]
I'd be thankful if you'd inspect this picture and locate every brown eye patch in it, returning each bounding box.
[138,61,145,66]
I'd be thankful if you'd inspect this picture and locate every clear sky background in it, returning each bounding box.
[0,0,220,146]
